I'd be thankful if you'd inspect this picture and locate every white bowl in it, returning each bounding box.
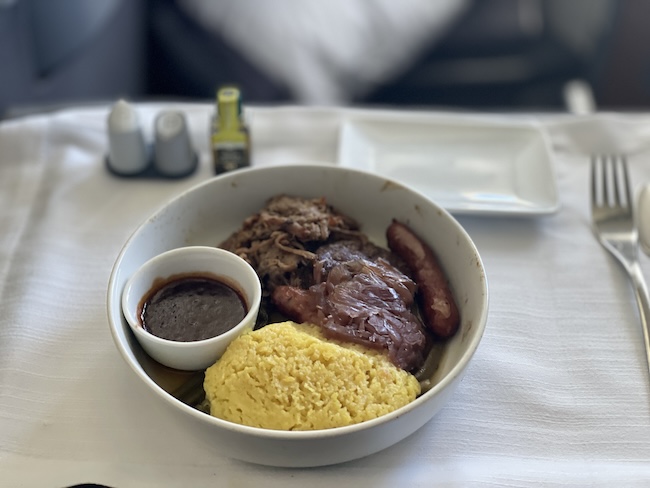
[121,246,262,371]
[106,163,488,467]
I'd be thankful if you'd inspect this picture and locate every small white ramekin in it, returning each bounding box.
[121,246,261,371]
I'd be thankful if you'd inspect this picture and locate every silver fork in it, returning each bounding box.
[591,154,650,379]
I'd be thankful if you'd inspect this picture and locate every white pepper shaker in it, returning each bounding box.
[153,110,197,177]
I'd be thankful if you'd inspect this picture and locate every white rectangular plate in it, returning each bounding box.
[337,115,559,216]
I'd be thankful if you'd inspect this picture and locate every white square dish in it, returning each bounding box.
[337,116,559,216]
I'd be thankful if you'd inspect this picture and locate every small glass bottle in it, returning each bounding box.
[211,86,250,174]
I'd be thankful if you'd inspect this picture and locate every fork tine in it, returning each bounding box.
[591,154,605,208]
[605,156,621,207]
[607,153,632,210]
[619,154,631,208]
[591,155,598,206]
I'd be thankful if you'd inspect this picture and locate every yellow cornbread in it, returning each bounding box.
[203,321,421,430]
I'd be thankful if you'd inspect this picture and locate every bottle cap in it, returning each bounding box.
[217,86,242,128]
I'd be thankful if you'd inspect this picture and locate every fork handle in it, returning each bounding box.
[628,262,650,378]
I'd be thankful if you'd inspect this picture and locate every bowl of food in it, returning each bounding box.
[106,163,488,467]
[121,246,262,371]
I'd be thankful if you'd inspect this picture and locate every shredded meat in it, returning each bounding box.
[220,195,361,294]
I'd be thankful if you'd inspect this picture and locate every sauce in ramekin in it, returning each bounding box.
[139,273,247,342]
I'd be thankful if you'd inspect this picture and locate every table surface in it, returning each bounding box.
[3,103,650,487]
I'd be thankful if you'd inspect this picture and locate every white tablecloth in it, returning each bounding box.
[3,103,650,487]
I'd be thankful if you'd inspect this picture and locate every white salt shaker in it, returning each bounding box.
[106,99,150,175]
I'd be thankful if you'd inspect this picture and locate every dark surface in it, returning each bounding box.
[0,0,146,118]
[2,0,650,118]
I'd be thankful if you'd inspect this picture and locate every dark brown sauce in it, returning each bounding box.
[139,272,247,342]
